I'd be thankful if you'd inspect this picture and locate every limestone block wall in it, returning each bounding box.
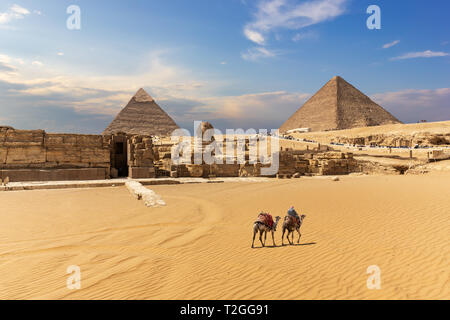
[276,151,359,177]
[127,135,155,178]
[152,139,361,178]
[0,127,110,182]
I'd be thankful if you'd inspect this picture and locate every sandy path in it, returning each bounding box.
[0,175,449,299]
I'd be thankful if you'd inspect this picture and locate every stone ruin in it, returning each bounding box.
[152,136,360,179]
[0,86,365,183]
[276,150,358,178]
[0,126,110,182]
[0,125,360,183]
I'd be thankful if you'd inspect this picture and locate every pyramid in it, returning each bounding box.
[280,76,402,133]
[103,88,180,136]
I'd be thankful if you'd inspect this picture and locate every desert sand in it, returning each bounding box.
[293,120,450,143]
[0,174,449,300]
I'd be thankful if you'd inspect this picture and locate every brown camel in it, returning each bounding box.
[282,214,306,245]
[251,215,281,248]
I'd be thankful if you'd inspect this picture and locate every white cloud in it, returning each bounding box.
[0,54,12,64]
[0,54,23,73]
[243,0,347,44]
[57,52,64,56]
[0,4,30,24]
[0,62,17,73]
[31,61,44,67]
[371,88,450,123]
[198,91,310,121]
[391,50,449,61]
[292,30,318,42]
[0,51,213,117]
[0,54,22,65]
[10,4,30,15]
[244,27,265,45]
[382,40,400,49]
[0,51,313,131]
[220,61,227,65]
[241,47,278,61]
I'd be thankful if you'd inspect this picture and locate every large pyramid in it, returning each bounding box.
[103,88,179,136]
[280,76,402,133]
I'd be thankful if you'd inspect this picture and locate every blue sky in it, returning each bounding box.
[0,0,449,133]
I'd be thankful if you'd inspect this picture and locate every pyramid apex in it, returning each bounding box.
[133,88,154,103]
[102,88,179,136]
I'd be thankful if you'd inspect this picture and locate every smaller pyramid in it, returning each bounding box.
[280,76,402,133]
[103,88,179,136]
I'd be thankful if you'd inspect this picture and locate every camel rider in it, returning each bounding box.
[288,206,300,224]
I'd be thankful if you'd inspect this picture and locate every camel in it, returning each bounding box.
[282,214,306,245]
[251,215,281,248]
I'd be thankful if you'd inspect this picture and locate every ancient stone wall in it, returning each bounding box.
[275,151,359,178]
[0,127,110,182]
[127,135,155,178]
[152,137,360,178]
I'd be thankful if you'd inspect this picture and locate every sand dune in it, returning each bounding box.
[0,174,449,299]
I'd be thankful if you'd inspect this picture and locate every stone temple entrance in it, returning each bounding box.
[111,134,128,177]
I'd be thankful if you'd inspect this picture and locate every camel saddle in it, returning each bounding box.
[256,213,274,228]
[286,215,300,227]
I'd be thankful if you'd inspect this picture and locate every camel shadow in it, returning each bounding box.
[291,242,316,246]
[252,242,316,249]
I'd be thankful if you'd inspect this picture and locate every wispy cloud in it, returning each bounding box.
[371,88,450,123]
[0,4,30,24]
[0,50,312,132]
[244,28,265,45]
[31,61,44,67]
[0,54,22,74]
[175,91,311,130]
[382,40,400,49]
[0,50,209,117]
[292,30,319,42]
[243,0,347,44]
[201,91,309,120]
[391,50,449,61]
[241,47,278,61]
[0,62,17,73]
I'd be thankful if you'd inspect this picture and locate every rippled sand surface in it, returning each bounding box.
[0,174,449,299]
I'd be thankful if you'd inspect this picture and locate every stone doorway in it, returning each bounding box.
[112,135,128,177]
